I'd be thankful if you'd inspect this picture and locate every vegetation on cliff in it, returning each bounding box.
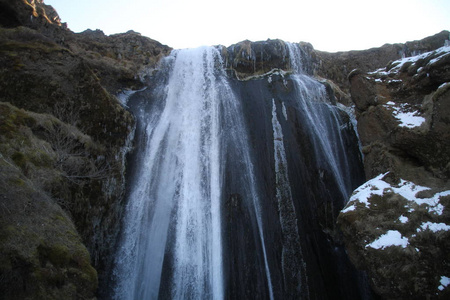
[0,0,448,299]
[0,0,170,298]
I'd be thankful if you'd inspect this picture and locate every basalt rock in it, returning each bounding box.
[223,39,291,79]
[2,0,450,299]
[224,31,449,107]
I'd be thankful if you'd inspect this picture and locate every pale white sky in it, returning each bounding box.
[45,0,449,52]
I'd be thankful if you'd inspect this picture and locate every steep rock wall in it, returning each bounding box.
[221,30,450,300]
[339,45,450,299]
[1,0,449,298]
[310,30,450,103]
[0,0,170,298]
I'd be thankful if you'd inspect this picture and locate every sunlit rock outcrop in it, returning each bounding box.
[0,0,64,29]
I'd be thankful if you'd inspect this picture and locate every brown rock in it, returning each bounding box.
[340,40,450,300]
[338,172,450,300]
[349,73,378,112]
[0,0,170,297]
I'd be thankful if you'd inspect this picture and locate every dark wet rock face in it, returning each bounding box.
[224,73,367,299]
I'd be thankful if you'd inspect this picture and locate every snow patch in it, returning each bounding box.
[383,102,425,128]
[368,46,450,77]
[347,172,391,207]
[395,111,425,128]
[438,276,450,291]
[341,204,356,213]
[390,46,450,73]
[366,230,409,249]
[398,215,408,224]
[417,222,450,233]
[343,173,449,216]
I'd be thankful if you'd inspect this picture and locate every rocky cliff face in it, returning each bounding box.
[1,0,449,299]
[338,43,450,299]
[0,0,170,298]
[222,32,450,299]
[310,30,450,104]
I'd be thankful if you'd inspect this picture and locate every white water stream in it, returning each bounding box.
[286,42,353,200]
[113,46,273,300]
[112,42,360,300]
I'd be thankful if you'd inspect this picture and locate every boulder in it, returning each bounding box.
[338,173,450,299]
[223,39,291,79]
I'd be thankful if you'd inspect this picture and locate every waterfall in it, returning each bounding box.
[286,42,354,201]
[110,42,367,300]
[112,46,274,299]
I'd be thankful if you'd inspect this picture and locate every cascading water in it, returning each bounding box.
[110,41,370,299]
[285,42,354,200]
[112,46,273,299]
